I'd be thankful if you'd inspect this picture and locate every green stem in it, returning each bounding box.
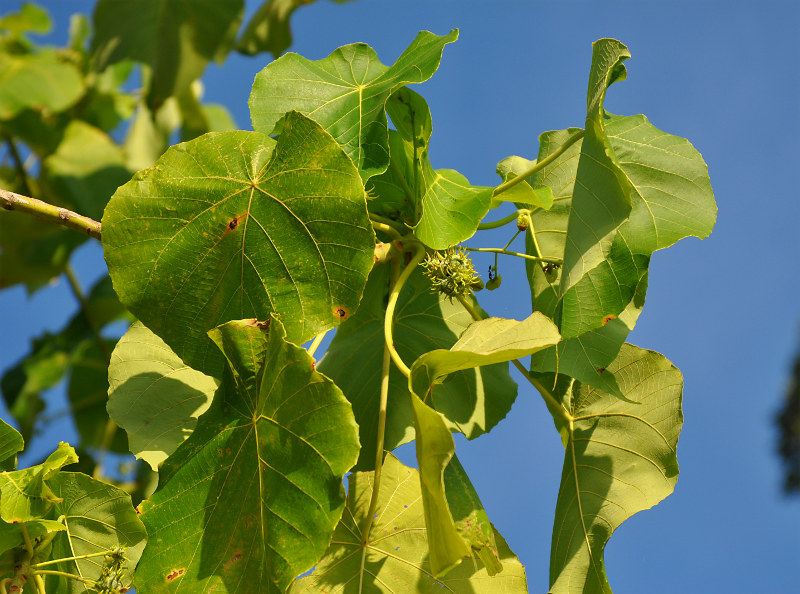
[0,188,102,240]
[371,220,402,243]
[463,246,562,264]
[454,295,572,423]
[492,129,585,198]
[33,569,94,586]
[20,524,45,594]
[384,242,425,377]
[476,210,520,230]
[4,136,33,196]
[31,550,112,569]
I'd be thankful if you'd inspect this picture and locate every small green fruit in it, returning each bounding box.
[486,275,502,290]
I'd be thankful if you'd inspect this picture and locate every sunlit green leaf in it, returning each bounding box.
[107,321,218,471]
[0,50,85,120]
[250,30,457,181]
[91,0,244,110]
[496,155,554,209]
[0,518,64,558]
[0,419,22,472]
[122,99,182,171]
[410,312,560,398]
[547,344,683,593]
[319,264,517,470]
[0,2,51,38]
[291,453,527,592]
[136,316,360,593]
[103,111,374,376]
[44,472,147,594]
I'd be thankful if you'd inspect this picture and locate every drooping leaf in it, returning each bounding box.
[410,312,561,398]
[107,321,219,470]
[291,454,527,593]
[103,111,374,377]
[41,120,132,220]
[0,50,85,120]
[44,472,147,594]
[410,392,470,575]
[0,419,22,472]
[91,0,244,110]
[319,264,518,469]
[547,344,683,593]
[249,30,458,181]
[135,316,360,593]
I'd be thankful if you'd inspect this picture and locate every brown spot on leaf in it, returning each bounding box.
[166,568,185,582]
[224,552,243,570]
[225,213,248,234]
[135,506,142,515]
[333,306,349,320]
[602,314,616,326]
[596,367,606,374]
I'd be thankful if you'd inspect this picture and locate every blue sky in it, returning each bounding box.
[1,1,798,592]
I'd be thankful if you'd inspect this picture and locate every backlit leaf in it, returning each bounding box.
[107,321,219,470]
[103,111,374,377]
[547,344,683,593]
[291,454,527,593]
[0,50,84,120]
[0,419,22,472]
[135,316,360,593]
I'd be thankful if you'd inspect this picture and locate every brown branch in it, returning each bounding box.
[0,188,102,240]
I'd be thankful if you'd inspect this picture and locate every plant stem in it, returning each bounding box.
[463,246,562,264]
[31,550,113,569]
[20,524,46,594]
[0,188,102,240]
[33,569,94,586]
[371,220,402,243]
[307,331,326,358]
[476,210,520,230]
[369,213,406,235]
[384,242,425,377]
[4,136,33,196]
[454,295,573,423]
[492,129,585,198]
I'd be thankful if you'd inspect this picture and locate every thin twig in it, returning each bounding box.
[0,188,102,240]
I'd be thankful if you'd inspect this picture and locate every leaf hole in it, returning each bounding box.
[333,305,349,320]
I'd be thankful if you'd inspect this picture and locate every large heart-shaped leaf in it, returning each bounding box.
[107,321,219,470]
[547,344,682,593]
[291,454,528,593]
[135,316,360,593]
[103,111,374,376]
[319,264,517,470]
[249,30,457,181]
[91,0,244,110]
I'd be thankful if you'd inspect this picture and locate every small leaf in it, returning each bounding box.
[0,419,22,472]
[496,155,555,209]
[135,316,360,593]
[548,344,683,593]
[103,111,374,376]
[107,321,218,470]
[291,454,528,592]
[250,30,457,181]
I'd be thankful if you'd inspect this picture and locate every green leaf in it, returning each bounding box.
[291,453,528,592]
[0,443,78,522]
[103,111,374,377]
[0,50,85,120]
[319,264,517,469]
[91,0,244,110]
[0,419,22,472]
[548,344,683,593]
[107,321,219,471]
[496,155,555,209]
[44,472,147,594]
[249,30,458,182]
[443,455,502,575]
[410,392,470,575]
[0,2,51,37]
[122,99,182,171]
[410,312,561,398]
[41,120,132,220]
[375,86,492,249]
[136,316,360,593]
[0,518,64,558]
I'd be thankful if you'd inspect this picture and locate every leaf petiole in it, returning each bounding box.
[463,246,562,264]
[476,210,521,230]
[384,242,426,377]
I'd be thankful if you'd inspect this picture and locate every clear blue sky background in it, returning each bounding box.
[1,1,798,593]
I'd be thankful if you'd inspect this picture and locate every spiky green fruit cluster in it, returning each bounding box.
[422,247,482,297]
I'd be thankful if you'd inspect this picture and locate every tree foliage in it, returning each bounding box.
[0,2,716,592]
